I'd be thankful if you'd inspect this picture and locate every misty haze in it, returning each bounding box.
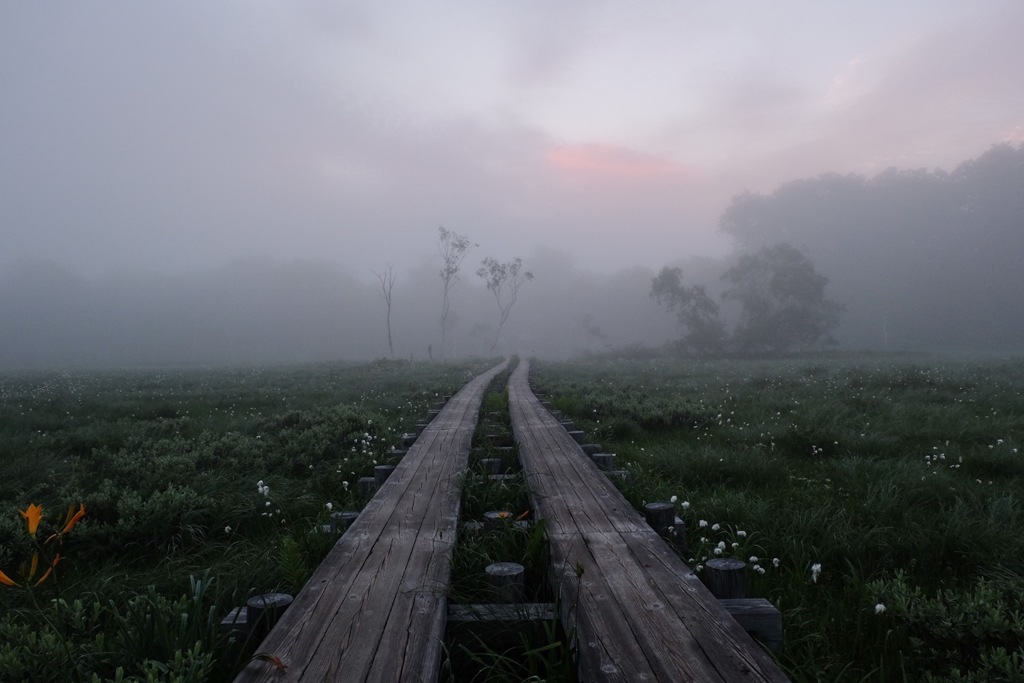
[2,2,1023,369]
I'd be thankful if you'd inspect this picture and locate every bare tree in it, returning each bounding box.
[372,264,396,356]
[437,226,474,359]
[477,256,533,352]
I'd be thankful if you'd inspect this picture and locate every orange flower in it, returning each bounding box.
[60,504,86,535]
[33,554,60,587]
[46,504,86,544]
[0,567,16,587]
[19,504,43,537]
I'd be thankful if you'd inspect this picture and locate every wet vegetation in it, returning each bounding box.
[530,353,1024,682]
[0,359,491,681]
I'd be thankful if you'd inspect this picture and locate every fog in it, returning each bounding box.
[0,248,682,368]
[2,2,1022,369]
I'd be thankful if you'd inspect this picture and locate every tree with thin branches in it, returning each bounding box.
[372,264,396,356]
[437,227,474,359]
[477,256,533,352]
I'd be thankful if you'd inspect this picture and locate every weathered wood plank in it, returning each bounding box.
[234,360,507,683]
[508,360,787,682]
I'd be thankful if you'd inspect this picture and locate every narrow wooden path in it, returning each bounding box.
[508,360,788,681]
[235,360,507,683]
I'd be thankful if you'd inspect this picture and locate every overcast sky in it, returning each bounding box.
[2,1,1021,281]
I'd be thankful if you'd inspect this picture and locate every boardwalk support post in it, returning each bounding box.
[331,511,360,533]
[357,476,377,497]
[246,593,293,642]
[705,558,748,598]
[483,510,513,527]
[485,562,525,603]
[374,464,396,487]
[643,502,676,534]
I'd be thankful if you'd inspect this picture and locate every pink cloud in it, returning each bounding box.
[545,143,690,178]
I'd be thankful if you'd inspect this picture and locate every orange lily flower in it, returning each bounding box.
[33,554,60,587]
[19,503,43,537]
[46,504,87,544]
[0,567,16,587]
[60,504,86,535]
[28,552,39,581]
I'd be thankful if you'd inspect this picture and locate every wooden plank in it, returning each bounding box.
[447,602,557,623]
[508,360,788,682]
[719,599,783,652]
[234,360,507,683]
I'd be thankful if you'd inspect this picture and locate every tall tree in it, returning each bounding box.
[722,243,843,353]
[650,267,726,356]
[372,264,396,356]
[477,256,533,352]
[437,226,474,359]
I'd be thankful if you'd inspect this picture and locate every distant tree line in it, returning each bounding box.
[654,142,1024,354]
[719,143,1024,351]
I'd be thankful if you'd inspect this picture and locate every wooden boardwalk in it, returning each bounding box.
[234,360,507,683]
[508,360,788,682]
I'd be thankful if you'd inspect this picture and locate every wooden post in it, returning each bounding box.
[374,464,395,487]
[246,593,293,642]
[567,430,586,444]
[357,476,377,497]
[580,443,603,455]
[484,510,513,527]
[485,562,525,603]
[705,558,748,598]
[590,453,616,471]
[643,502,675,534]
[462,520,484,535]
[400,432,417,448]
[331,511,360,533]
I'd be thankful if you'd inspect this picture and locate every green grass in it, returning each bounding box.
[0,358,493,682]
[530,354,1024,682]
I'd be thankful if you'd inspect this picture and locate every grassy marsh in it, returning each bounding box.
[531,354,1024,682]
